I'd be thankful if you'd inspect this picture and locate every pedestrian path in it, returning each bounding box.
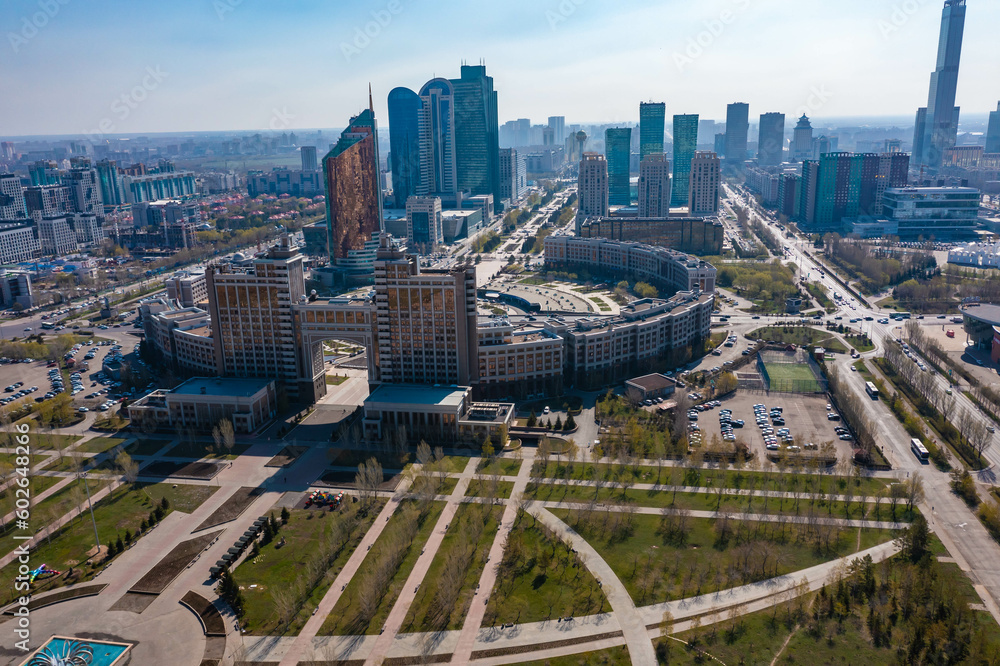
[450,450,534,664]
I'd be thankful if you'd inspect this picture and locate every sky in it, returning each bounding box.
[1,0,999,137]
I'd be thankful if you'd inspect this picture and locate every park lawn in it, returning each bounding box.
[533,462,888,496]
[125,438,172,457]
[411,475,458,497]
[24,434,81,451]
[0,474,62,526]
[436,455,472,474]
[41,454,92,474]
[749,326,848,353]
[529,484,913,523]
[853,360,873,380]
[477,456,523,476]
[666,596,811,666]
[550,509,896,607]
[484,510,607,626]
[844,335,876,352]
[519,646,632,666]
[165,439,251,460]
[0,482,203,605]
[325,374,348,386]
[465,479,514,499]
[237,504,383,635]
[75,436,129,454]
[400,503,502,633]
[140,483,217,514]
[319,500,445,636]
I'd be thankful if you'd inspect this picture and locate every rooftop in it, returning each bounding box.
[365,383,469,409]
[170,377,272,398]
[960,302,1000,325]
[626,373,675,392]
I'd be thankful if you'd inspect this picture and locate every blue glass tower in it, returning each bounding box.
[671,114,699,207]
[387,87,422,208]
[605,127,632,206]
[913,0,967,168]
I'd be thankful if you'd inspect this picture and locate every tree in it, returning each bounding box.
[897,514,930,561]
[355,457,383,508]
[904,473,925,514]
[564,412,576,431]
[115,450,139,490]
[216,418,235,454]
[416,440,433,466]
[280,506,290,524]
[526,410,538,428]
[554,416,563,431]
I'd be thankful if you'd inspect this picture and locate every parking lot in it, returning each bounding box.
[688,391,855,463]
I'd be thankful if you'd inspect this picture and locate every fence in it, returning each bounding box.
[757,349,828,394]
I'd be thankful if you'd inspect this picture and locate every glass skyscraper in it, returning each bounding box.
[639,102,666,162]
[724,103,750,170]
[986,102,1000,154]
[913,0,967,168]
[450,65,500,204]
[388,87,422,208]
[605,127,632,206]
[671,114,699,207]
[417,78,458,197]
[757,113,785,167]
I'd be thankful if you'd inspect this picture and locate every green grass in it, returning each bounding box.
[23,434,82,451]
[125,438,172,457]
[236,504,382,635]
[465,479,514,499]
[532,462,888,496]
[0,482,216,604]
[749,326,848,354]
[411,475,459,497]
[484,510,607,626]
[518,646,632,665]
[853,359,872,379]
[319,500,446,636]
[400,503,502,633]
[552,509,895,607]
[844,335,876,352]
[165,439,250,460]
[0,474,62,527]
[41,454,92,474]
[764,362,823,393]
[530,484,912,522]
[477,457,522,476]
[75,436,129,454]
[325,374,348,386]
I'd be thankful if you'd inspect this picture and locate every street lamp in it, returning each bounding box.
[79,471,100,550]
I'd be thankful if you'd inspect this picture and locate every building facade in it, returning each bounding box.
[639,102,666,162]
[578,153,609,217]
[578,216,724,255]
[637,154,671,218]
[671,114,699,206]
[388,86,423,208]
[689,151,721,215]
[724,102,750,169]
[128,377,276,434]
[0,174,27,221]
[605,127,632,206]
[757,113,785,166]
[498,148,527,204]
[913,0,967,168]
[405,195,443,246]
[0,223,39,264]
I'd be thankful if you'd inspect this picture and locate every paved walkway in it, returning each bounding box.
[275,471,418,666]
[450,450,533,664]
[531,505,657,665]
[363,458,480,665]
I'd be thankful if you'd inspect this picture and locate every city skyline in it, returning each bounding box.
[2,0,999,136]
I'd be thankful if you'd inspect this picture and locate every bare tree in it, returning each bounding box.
[115,450,139,490]
[218,418,235,454]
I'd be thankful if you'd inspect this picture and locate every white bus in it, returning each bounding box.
[865,382,879,400]
[910,438,929,462]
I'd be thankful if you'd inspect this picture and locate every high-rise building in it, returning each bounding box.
[807,152,910,229]
[639,102,666,162]
[0,174,26,221]
[63,161,103,216]
[724,103,750,169]
[24,185,73,220]
[671,114,699,206]
[913,0,967,168]
[323,107,382,263]
[605,127,632,206]
[450,65,501,203]
[637,154,671,218]
[757,113,785,166]
[578,153,609,217]
[300,146,318,172]
[388,86,423,207]
[792,114,814,162]
[713,133,726,156]
[0,143,14,161]
[95,159,124,207]
[499,148,527,203]
[405,195,443,247]
[206,236,306,397]
[416,79,458,197]
[689,152,721,215]
[28,161,60,186]
[373,234,479,387]
[0,224,39,264]
[986,102,1000,154]
[547,116,566,145]
[698,120,716,146]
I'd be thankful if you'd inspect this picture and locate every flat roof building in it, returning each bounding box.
[127,376,276,434]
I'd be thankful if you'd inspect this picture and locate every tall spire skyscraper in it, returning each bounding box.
[913,0,967,169]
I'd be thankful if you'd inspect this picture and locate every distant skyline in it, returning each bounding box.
[1,0,999,137]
